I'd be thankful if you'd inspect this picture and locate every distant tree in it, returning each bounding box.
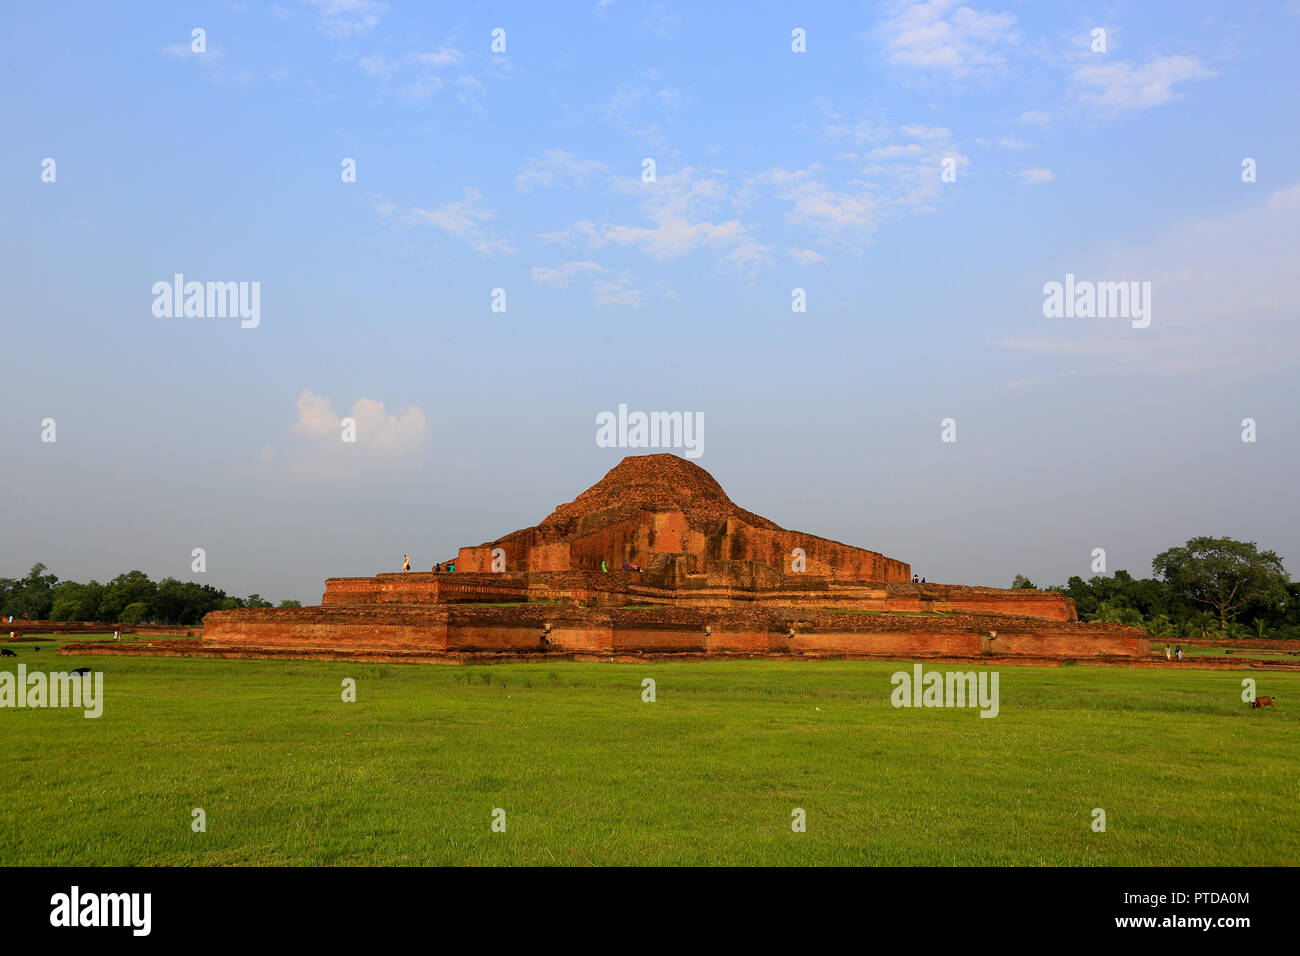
[1153,537,1289,634]
[1117,606,1145,629]
[97,571,157,622]
[6,563,60,619]
[1145,614,1172,637]
[245,594,273,609]
[1011,574,1036,590]
[219,597,246,611]
[50,580,104,621]
[278,599,302,608]
[1087,601,1122,624]
[119,602,150,625]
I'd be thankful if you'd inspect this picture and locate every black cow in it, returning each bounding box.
[0,648,15,657]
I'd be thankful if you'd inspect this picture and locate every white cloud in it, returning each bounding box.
[416,47,464,67]
[541,168,770,275]
[515,151,610,193]
[305,0,386,39]
[407,188,516,257]
[259,389,431,483]
[530,260,610,288]
[1073,55,1215,115]
[764,169,878,233]
[354,45,469,103]
[789,247,826,266]
[531,261,645,307]
[875,0,1019,80]
[643,3,681,38]
[1019,167,1054,183]
[358,54,399,79]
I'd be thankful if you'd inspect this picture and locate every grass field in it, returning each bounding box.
[3,636,1297,866]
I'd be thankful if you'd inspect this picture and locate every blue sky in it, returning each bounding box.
[2,1,1298,601]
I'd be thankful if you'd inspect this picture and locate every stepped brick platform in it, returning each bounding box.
[83,454,1151,663]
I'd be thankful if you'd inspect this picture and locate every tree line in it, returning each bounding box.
[1012,536,1296,640]
[0,564,302,626]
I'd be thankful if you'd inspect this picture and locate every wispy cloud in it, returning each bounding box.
[874,0,1019,81]
[531,260,645,307]
[304,0,386,39]
[404,188,517,257]
[540,167,770,276]
[515,150,611,193]
[1073,55,1215,116]
[354,45,473,103]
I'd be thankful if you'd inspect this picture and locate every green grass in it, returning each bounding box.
[2,637,1297,866]
[1158,645,1298,660]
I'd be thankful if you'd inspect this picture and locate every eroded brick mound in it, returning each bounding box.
[540,453,779,534]
[456,453,910,580]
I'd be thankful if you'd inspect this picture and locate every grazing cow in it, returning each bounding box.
[1251,696,1275,709]
[0,648,15,657]
[70,666,91,676]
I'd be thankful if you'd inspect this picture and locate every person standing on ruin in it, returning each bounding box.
[403,553,411,572]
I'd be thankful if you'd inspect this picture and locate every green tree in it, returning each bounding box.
[1145,613,1172,637]
[97,571,158,622]
[7,563,59,619]
[245,594,273,609]
[1011,574,1036,590]
[278,599,302,608]
[119,602,150,625]
[1117,606,1145,629]
[1087,601,1122,624]
[1153,537,1289,633]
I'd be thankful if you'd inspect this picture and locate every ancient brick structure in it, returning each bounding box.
[451,454,911,580]
[180,454,1150,662]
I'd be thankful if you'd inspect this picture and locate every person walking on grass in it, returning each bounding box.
[1175,645,1183,662]
[1164,644,1172,661]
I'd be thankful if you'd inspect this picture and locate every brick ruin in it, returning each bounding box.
[183,454,1149,663]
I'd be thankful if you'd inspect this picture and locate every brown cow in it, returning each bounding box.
[1251,696,1275,709]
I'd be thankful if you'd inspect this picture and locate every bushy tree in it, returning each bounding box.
[119,602,150,625]
[1153,537,1289,634]
[97,571,157,623]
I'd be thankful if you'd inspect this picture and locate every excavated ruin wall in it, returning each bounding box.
[202,603,1145,659]
[319,572,1077,623]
